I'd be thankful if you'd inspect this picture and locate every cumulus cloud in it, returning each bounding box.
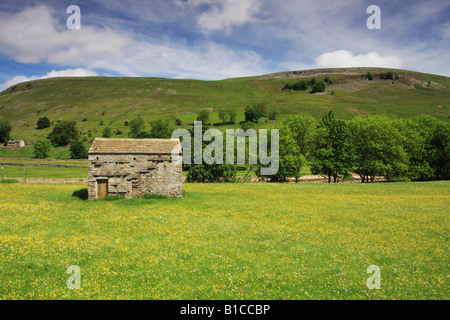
[0,5,132,65]
[0,68,98,90]
[0,4,270,81]
[315,50,403,69]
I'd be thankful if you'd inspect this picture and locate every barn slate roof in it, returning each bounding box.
[88,138,181,155]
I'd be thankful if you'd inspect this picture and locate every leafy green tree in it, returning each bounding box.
[244,104,266,123]
[33,139,52,158]
[149,119,172,138]
[36,116,51,129]
[280,114,316,155]
[70,140,88,159]
[394,116,436,180]
[350,115,408,182]
[185,131,237,182]
[429,121,450,180]
[102,126,113,138]
[218,110,228,124]
[0,120,12,144]
[256,126,303,182]
[196,110,210,124]
[218,109,238,124]
[367,72,374,80]
[228,109,237,124]
[310,111,354,183]
[47,121,78,146]
[128,118,145,138]
[244,106,259,123]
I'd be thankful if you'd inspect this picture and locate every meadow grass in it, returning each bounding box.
[0,165,87,179]
[0,159,87,166]
[0,181,448,299]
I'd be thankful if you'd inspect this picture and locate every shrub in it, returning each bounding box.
[102,126,113,138]
[293,80,308,91]
[187,164,237,182]
[240,121,256,131]
[384,71,394,80]
[367,72,374,80]
[310,81,326,93]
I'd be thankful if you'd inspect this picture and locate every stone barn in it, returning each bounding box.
[6,140,25,149]
[88,138,182,200]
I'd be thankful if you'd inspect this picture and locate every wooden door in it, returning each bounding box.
[97,180,108,198]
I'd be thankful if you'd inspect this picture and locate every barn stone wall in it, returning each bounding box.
[88,153,182,200]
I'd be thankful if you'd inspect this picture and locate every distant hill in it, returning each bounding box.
[0,67,449,143]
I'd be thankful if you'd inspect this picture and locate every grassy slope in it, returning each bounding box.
[0,67,449,144]
[0,181,447,299]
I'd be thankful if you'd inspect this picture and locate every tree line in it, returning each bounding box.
[260,112,449,183]
[182,112,449,183]
[1,111,449,183]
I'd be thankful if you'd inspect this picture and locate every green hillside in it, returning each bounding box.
[0,67,449,144]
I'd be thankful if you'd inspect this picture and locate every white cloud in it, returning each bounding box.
[90,40,270,80]
[315,50,403,69]
[0,5,132,65]
[179,0,263,32]
[0,68,98,90]
[0,5,270,81]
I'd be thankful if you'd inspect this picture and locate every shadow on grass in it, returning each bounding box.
[71,189,189,201]
[72,188,88,200]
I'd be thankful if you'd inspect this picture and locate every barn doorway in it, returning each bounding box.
[96,179,108,198]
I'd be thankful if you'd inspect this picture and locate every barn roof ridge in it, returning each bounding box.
[88,138,181,155]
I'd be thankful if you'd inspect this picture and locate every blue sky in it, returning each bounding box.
[0,0,449,90]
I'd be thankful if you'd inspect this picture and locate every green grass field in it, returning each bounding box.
[0,165,87,179]
[0,181,448,299]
